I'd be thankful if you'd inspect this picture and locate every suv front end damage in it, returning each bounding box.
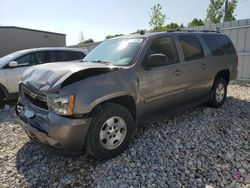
[15,60,127,155]
[16,83,92,155]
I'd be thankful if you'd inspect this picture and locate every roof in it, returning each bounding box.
[112,30,223,40]
[0,26,66,36]
[17,47,88,53]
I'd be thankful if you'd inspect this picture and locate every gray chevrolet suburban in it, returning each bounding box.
[16,31,238,159]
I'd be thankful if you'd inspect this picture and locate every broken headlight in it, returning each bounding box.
[47,94,75,115]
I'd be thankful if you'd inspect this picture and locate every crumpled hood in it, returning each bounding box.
[22,61,122,92]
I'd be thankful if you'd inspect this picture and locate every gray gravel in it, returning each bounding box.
[0,81,249,188]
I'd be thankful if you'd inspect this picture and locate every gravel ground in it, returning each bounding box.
[0,81,249,188]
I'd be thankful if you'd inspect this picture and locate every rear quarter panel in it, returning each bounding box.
[200,34,238,86]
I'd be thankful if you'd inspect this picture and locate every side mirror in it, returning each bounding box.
[8,61,18,68]
[144,54,168,69]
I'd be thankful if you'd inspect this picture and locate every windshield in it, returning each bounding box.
[84,38,144,66]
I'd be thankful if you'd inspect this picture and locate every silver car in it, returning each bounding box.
[0,47,87,104]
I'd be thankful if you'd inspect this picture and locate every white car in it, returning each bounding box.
[0,47,88,104]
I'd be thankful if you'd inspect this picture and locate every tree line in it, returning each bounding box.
[149,0,238,32]
[79,0,238,43]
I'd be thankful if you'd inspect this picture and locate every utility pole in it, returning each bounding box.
[224,0,229,22]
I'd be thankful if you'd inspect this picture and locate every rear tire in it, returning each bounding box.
[86,103,134,160]
[208,78,227,108]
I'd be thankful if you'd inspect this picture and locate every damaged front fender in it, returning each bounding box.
[61,67,120,88]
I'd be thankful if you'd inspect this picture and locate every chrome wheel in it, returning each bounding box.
[215,83,225,103]
[99,116,127,150]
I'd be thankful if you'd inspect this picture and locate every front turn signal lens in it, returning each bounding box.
[67,95,75,115]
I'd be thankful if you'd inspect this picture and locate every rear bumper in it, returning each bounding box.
[16,99,91,156]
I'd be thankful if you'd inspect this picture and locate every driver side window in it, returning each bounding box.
[146,37,179,65]
[15,54,31,66]
[15,52,46,67]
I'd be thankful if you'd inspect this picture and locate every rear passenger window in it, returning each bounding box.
[202,35,236,56]
[48,51,56,62]
[65,51,86,61]
[55,51,85,61]
[33,52,45,65]
[55,51,68,61]
[178,35,203,61]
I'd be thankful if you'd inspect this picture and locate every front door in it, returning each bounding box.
[138,36,187,114]
[6,52,45,93]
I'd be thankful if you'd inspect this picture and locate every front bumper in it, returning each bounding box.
[16,98,91,156]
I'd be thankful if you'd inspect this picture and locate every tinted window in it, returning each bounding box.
[13,51,85,67]
[146,37,179,65]
[55,51,68,61]
[202,34,236,56]
[54,51,85,61]
[65,51,85,61]
[178,35,203,61]
[48,51,56,62]
[44,52,51,63]
[33,52,45,65]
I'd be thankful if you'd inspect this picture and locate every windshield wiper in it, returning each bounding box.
[91,60,112,65]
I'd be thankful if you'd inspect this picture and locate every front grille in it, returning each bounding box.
[21,84,48,110]
[24,92,48,110]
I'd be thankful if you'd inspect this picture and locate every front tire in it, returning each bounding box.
[86,103,134,159]
[208,78,227,108]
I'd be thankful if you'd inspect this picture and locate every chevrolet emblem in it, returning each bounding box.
[30,92,37,99]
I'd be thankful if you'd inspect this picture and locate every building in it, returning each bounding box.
[189,18,250,80]
[0,26,66,58]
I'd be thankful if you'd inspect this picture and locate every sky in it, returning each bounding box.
[0,0,250,46]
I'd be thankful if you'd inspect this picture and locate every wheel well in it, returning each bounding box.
[91,96,137,121]
[215,70,230,85]
[0,87,6,100]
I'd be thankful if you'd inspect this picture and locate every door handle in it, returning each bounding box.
[173,70,182,76]
[201,64,207,69]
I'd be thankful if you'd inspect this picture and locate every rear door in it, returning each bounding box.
[201,34,238,81]
[138,36,187,113]
[176,34,211,100]
[65,51,86,61]
[54,51,86,62]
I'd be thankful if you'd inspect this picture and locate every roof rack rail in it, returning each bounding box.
[167,29,221,33]
[200,29,221,33]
